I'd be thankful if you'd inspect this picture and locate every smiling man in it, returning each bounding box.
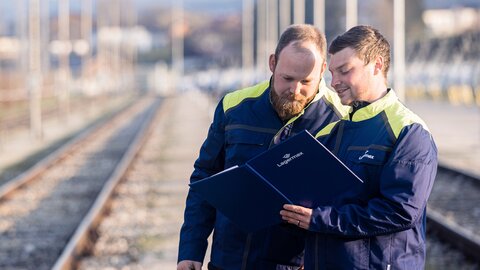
[280,25,438,269]
[178,24,347,270]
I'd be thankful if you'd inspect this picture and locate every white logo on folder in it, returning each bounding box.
[277,152,304,167]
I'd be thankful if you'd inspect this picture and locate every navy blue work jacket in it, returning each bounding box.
[307,90,438,270]
[178,79,347,270]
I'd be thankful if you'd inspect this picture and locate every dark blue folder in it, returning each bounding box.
[189,130,363,232]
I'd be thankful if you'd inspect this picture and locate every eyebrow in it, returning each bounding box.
[328,63,347,73]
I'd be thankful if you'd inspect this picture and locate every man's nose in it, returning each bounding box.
[290,82,302,95]
[330,75,339,89]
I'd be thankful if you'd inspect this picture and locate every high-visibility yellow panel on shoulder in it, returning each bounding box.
[384,101,430,139]
[315,121,339,138]
[223,80,270,113]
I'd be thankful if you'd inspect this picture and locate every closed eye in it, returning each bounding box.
[340,69,349,75]
[301,80,312,85]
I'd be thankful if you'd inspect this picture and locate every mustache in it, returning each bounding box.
[282,92,306,102]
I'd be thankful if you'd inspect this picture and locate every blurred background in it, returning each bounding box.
[0,1,478,269]
[0,0,479,134]
[0,0,478,169]
[0,0,478,171]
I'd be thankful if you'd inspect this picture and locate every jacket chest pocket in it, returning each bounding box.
[346,146,391,190]
[225,129,273,166]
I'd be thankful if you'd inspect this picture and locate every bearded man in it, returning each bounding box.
[178,24,347,270]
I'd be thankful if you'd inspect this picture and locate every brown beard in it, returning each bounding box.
[270,83,315,121]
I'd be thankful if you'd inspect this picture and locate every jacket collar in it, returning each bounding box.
[348,89,397,122]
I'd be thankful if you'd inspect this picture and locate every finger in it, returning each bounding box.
[298,220,309,229]
[285,204,313,216]
[283,204,304,212]
[285,217,300,225]
[283,204,295,211]
[281,207,307,219]
[280,210,302,221]
[280,212,304,227]
[192,262,202,270]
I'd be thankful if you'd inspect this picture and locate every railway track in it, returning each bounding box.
[0,94,136,184]
[68,90,212,269]
[0,96,161,270]
[426,163,480,268]
[0,99,135,198]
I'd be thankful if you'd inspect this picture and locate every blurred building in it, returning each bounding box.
[423,0,480,37]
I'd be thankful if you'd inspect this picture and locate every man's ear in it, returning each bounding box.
[320,61,327,77]
[373,55,384,75]
[269,54,276,73]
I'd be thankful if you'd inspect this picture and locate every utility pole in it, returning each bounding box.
[346,0,358,30]
[111,0,121,92]
[242,0,254,87]
[41,0,50,77]
[28,0,43,139]
[267,0,278,55]
[17,1,27,86]
[96,0,108,94]
[59,0,71,121]
[171,0,184,92]
[256,0,268,77]
[394,0,406,101]
[279,0,291,33]
[293,0,305,24]
[125,0,137,91]
[81,0,92,79]
[314,0,325,33]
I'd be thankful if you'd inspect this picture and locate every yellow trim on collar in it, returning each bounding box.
[314,90,430,139]
[223,80,270,112]
[223,78,335,114]
[352,90,429,138]
[350,90,398,122]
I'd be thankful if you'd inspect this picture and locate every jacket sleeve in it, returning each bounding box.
[178,99,226,262]
[309,124,438,237]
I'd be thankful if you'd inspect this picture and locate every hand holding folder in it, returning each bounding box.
[189,130,363,232]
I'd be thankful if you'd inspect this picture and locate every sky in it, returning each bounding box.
[134,0,242,14]
[0,0,242,22]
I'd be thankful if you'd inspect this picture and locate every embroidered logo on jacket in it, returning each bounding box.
[358,150,375,160]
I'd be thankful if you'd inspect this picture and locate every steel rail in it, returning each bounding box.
[437,162,480,186]
[427,163,480,262]
[52,98,161,270]
[0,102,133,200]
